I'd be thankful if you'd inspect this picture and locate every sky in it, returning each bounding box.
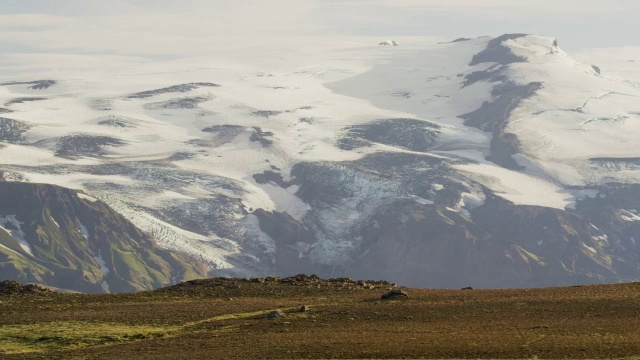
[0,0,638,76]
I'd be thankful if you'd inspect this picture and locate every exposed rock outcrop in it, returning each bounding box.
[381,289,408,300]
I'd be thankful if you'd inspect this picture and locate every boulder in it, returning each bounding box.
[381,289,408,300]
[267,310,286,319]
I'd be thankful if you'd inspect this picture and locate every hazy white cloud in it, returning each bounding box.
[0,0,638,76]
[0,53,149,77]
[0,0,324,56]
[0,14,80,29]
[315,0,639,50]
[324,0,635,14]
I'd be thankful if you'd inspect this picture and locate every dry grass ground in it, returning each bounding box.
[1,277,640,359]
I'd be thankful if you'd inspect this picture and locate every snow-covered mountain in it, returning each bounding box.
[1,34,639,289]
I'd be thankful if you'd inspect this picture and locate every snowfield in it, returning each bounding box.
[1,35,639,276]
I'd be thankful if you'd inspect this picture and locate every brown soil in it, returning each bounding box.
[1,275,640,359]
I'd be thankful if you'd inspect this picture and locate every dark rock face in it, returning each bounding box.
[168,152,196,161]
[254,209,318,276]
[249,127,274,147]
[253,171,291,188]
[202,124,244,134]
[461,82,542,169]
[198,125,245,147]
[129,83,220,99]
[461,82,540,133]
[348,202,502,288]
[252,110,281,118]
[147,96,210,110]
[463,65,507,87]
[337,135,371,151]
[0,118,31,144]
[339,118,440,152]
[0,182,208,293]
[470,34,529,66]
[381,289,408,300]
[345,191,640,288]
[51,135,126,158]
[4,97,46,107]
[0,80,56,90]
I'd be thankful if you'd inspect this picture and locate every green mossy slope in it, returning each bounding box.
[0,182,208,293]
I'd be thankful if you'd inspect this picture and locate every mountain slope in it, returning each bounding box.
[0,182,208,292]
[0,34,639,288]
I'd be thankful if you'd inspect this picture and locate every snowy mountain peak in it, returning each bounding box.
[0,35,639,288]
[503,34,562,56]
[471,34,567,66]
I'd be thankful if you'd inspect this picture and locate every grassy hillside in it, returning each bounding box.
[1,276,639,359]
[0,182,208,292]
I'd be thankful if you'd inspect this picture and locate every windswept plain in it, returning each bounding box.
[1,277,640,359]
